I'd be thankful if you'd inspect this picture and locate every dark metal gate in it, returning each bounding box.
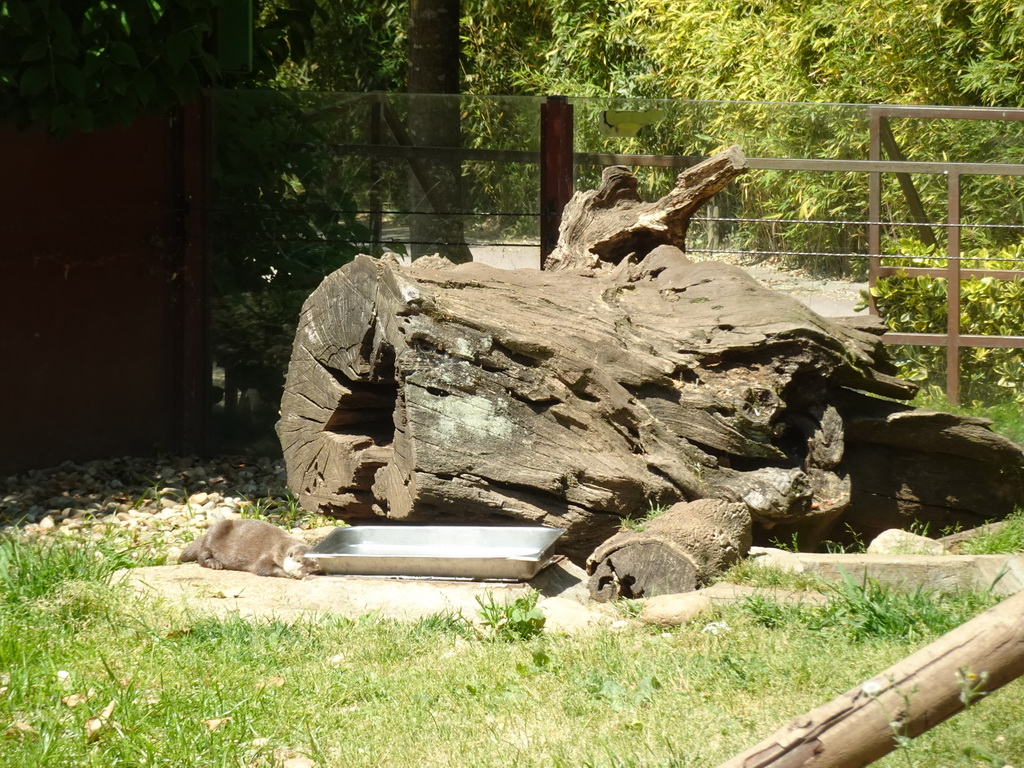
[0,103,207,475]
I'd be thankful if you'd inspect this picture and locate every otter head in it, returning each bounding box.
[281,543,316,579]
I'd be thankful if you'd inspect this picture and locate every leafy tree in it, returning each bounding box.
[298,0,407,91]
[0,0,317,136]
[628,0,1024,108]
[461,0,656,97]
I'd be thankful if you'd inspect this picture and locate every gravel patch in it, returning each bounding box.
[0,455,323,563]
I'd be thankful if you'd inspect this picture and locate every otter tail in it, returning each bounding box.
[178,536,204,563]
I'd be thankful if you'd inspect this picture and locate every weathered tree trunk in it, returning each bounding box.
[276,149,1024,559]
[587,499,752,601]
[832,388,1024,542]
[406,0,471,262]
[276,246,916,558]
[715,588,1024,768]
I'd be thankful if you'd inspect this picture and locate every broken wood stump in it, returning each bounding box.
[587,499,752,601]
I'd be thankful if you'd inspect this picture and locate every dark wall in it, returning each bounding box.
[0,106,207,475]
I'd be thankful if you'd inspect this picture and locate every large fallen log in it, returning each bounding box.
[275,243,939,559]
[715,588,1024,768]
[276,148,1024,559]
[832,388,1024,542]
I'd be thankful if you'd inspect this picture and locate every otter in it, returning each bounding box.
[179,519,316,579]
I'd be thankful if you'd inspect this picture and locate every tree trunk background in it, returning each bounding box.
[406,0,471,262]
[277,149,1024,559]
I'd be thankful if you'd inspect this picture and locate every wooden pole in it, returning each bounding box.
[715,588,1024,768]
[540,95,574,267]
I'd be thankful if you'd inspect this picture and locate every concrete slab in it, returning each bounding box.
[749,547,1024,596]
[115,557,615,632]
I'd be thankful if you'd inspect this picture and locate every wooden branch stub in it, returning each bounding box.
[545,145,749,272]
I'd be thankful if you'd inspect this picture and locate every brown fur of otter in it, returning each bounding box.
[179,519,316,579]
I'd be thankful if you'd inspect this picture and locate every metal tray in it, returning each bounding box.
[305,525,565,580]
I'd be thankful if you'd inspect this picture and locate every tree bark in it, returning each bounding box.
[714,588,1024,768]
[587,499,752,601]
[406,0,471,262]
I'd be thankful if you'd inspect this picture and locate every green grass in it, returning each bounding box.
[618,503,671,532]
[736,571,998,642]
[912,386,1024,446]
[716,558,834,593]
[960,509,1024,555]
[2,536,1023,767]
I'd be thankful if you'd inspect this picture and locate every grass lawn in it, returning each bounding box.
[2,534,1023,767]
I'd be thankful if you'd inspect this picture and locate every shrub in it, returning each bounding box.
[867,238,1024,405]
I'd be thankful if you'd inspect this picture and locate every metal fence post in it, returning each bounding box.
[946,171,962,404]
[867,108,882,315]
[369,95,383,256]
[540,95,574,267]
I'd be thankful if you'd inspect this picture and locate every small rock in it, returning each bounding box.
[38,516,56,531]
[639,592,713,627]
[867,529,946,556]
[188,492,209,506]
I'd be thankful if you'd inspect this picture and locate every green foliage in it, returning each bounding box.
[868,238,1024,404]
[820,572,993,642]
[462,0,656,98]
[297,0,407,91]
[629,0,1022,107]
[0,0,318,135]
[0,0,217,134]
[475,590,546,641]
